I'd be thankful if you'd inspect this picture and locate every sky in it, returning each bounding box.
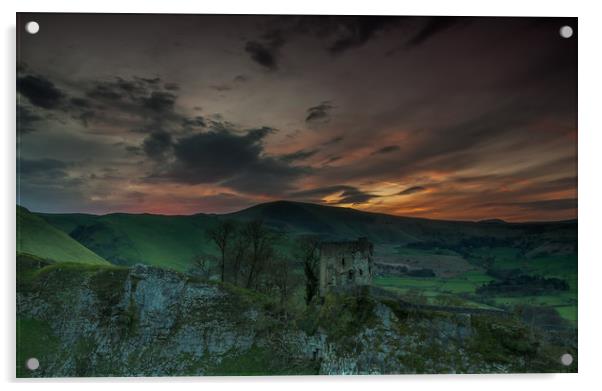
[16,13,577,221]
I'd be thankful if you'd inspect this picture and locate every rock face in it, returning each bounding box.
[18,264,321,376]
[17,262,565,377]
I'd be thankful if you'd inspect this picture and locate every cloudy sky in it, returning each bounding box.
[17,13,577,221]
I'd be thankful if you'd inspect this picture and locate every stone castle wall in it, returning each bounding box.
[319,238,374,297]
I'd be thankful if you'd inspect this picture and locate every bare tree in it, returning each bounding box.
[271,255,295,305]
[297,235,321,305]
[207,220,235,283]
[243,219,275,290]
[230,230,249,285]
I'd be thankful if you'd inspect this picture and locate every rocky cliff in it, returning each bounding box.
[16,257,570,377]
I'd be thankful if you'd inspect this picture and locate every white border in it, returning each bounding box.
[2,1,601,390]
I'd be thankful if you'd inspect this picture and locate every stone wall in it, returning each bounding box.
[319,238,374,297]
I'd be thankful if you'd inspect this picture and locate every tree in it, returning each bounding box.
[207,220,235,283]
[270,255,295,305]
[297,235,321,305]
[230,230,249,285]
[242,219,275,290]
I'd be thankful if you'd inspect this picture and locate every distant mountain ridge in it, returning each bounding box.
[25,200,577,272]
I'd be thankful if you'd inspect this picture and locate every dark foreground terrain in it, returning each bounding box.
[16,201,577,376]
[17,254,575,376]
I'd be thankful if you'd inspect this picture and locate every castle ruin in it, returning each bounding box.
[319,237,374,297]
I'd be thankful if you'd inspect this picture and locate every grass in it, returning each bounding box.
[555,306,578,324]
[374,270,577,321]
[207,346,318,376]
[17,206,108,265]
[374,271,494,295]
[16,318,59,377]
[39,211,219,271]
[470,246,577,324]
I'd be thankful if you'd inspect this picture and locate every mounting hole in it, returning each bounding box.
[559,25,573,39]
[560,353,573,366]
[25,21,40,35]
[26,357,40,370]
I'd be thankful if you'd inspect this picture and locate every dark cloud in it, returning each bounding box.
[182,116,206,129]
[17,105,43,134]
[245,41,278,70]
[246,126,275,141]
[141,91,176,113]
[84,77,174,114]
[372,145,400,155]
[245,29,286,71]
[17,75,65,109]
[398,186,427,196]
[155,126,305,195]
[166,130,253,183]
[306,101,334,123]
[210,84,232,92]
[69,97,91,108]
[18,158,71,179]
[18,72,176,131]
[164,82,179,91]
[86,83,124,101]
[406,17,468,48]
[245,30,285,71]
[323,155,342,165]
[14,70,203,139]
[324,136,344,145]
[290,184,377,205]
[280,148,319,163]
[328,16,401,54]
[135,76,161,85]
[124,145,143,155]
[223,156,307,194]
[258,15,404,57]
[143,131,172,160]
[337,188,377,204]
[69,75,193,133]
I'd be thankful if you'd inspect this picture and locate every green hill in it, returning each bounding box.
[38,211,219,271]
[34,200,576,272]
[17,206,109,265]
[225,201,576,244]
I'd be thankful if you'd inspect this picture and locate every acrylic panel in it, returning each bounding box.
[16,13,577,377]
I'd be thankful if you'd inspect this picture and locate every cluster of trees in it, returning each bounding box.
[476,274,569,296]
[191,219,323,306]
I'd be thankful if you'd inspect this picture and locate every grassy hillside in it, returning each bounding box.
[38,211,219,271]
[35,200,576,274]
[17,206,109,265]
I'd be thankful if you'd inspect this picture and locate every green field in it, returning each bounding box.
[17,206,109,265]
[375,242,577,324]
[375,271,494,294]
